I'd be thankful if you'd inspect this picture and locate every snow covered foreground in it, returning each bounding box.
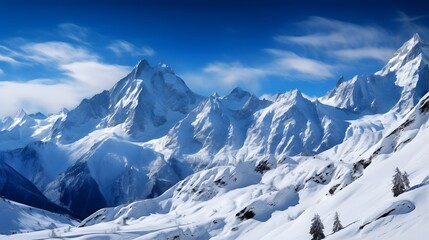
[1,34,429,239]
[7,97,429,240]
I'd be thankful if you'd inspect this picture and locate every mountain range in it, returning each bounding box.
[1,33,429,239]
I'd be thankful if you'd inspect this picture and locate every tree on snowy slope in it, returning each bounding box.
[392,167,406,197]
[332,212,343,233]
[403,171,410,189]
[310,214,325,240]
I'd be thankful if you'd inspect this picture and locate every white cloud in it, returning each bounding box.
[393,12,429,41]
[60,61,131,93]
[0,80,77,117]
[265,49,335,79]
[0,45,21,65]
[0,62,130,117]
[331,47,395,61]
[274,16,402,63]
[58,23,89,44]
[276,33,348,48]
[108,40,155,57]
[21,41,97,64]
[0,54,19,65]
[273,54,334,79]
[204,62,267,85]
[394,11,429,23]
[0,39,132,117]
[183,54,335,95]
[276,17,388,49]
[183,62,266,95]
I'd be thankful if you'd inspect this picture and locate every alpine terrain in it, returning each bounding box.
[1,34,429,239]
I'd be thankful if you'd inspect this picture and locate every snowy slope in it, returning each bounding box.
[12,90,429,240]
[43,137,182,219]
[0,61,352,220]
[0,198,75,235]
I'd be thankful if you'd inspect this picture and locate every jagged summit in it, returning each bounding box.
[377,33,429,77]
[322,34,429,114]
[222,87,251,104]
[13,108,28,121]
[275,89,305,103]
[228,87,248,96]
[52,59,202,143]
[124,59,176,83]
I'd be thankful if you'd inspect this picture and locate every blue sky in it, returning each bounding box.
[0,0,428,116]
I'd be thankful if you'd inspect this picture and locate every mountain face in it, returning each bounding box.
[321,33,429,114]
[51,60,202,144]
[2,34,429,238]
[0,160,71,217]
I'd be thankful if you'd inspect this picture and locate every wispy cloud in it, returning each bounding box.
[0,54,19,65]
[21,41,97,64]
[0,45,21,64]
[204,62,267,85]
[0,38,131,117]
[108,40,155,57]
[275,17,393,62]
[331,47,395,61]
[184,16,411,95]
[394,11,429,23]
[183,62,267,94]
[183,52,335,95]
[58,23,89,44]
[267,49,334,79]
[277,17,389,48]
[393,12,429,40]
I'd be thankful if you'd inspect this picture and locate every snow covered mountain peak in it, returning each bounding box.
[127,59,176,81]
[275,89,305,104]
[129,59,151,78]
[51,60,202,143]
[227,87,249,98]
[377,33,429,77]
[322,34,429,114]
[14,108,29,121]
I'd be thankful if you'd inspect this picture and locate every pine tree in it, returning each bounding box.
[310,214,325,240]
[402,171,410,189]
[332,212,343,233]
[392,167,405,197]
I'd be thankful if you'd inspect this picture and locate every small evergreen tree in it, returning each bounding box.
[48,229,58,238]
[310,214,325,240]
[332,212,343,233]
[392,167,405,197]
[402,171,410,189]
